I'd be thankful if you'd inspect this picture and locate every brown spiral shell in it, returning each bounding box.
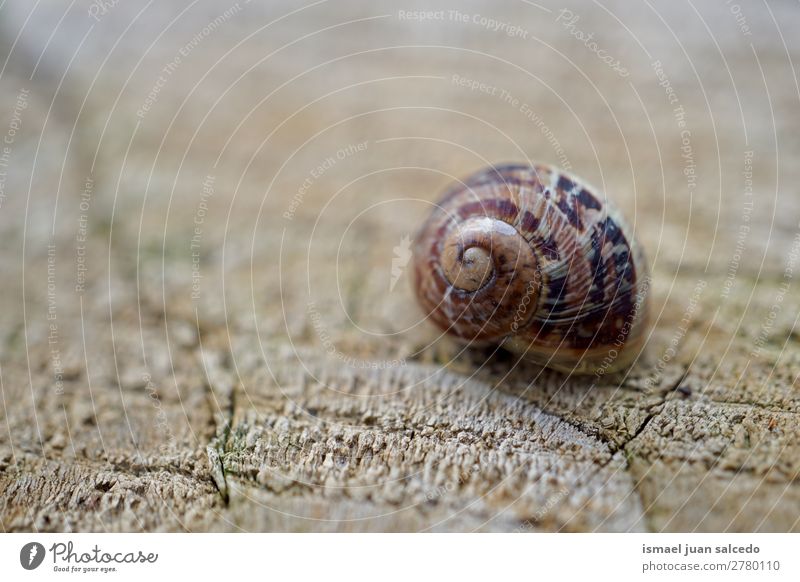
[412,163,650,375]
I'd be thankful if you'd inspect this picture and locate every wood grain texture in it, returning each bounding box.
[1,0,799,532]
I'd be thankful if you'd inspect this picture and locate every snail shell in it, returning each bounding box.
[412,163,649,375]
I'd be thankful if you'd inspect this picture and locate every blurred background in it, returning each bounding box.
[1,0,799,532]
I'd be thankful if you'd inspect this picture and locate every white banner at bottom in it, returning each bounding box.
[0,533,796,581]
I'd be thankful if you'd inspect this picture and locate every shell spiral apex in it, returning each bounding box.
[411,163,650,375]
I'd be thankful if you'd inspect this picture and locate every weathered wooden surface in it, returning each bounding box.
[1,0,799,532]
